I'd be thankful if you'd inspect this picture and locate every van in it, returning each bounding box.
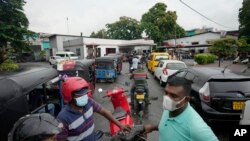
[147,52,170,73]
[55,51,79,60]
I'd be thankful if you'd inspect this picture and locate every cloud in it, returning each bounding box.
[24,0,243,36]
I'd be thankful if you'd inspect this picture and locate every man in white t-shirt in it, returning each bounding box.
[132,56,140,70]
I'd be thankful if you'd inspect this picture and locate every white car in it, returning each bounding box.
[241,58,249,64]
[49,56,65,65]
[154,60,187,86]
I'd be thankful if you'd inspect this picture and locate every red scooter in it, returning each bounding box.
[97,87,146,141]
[100,87,134,135]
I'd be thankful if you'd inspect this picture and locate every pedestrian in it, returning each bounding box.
[56,77,131,141]
[8,113,63,141]
[132,55,140,70]
[143,76,218,141]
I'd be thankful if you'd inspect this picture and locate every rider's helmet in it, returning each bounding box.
[62,77,89,103]
[8,113,63,141]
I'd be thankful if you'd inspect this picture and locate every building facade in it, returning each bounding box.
[49,34,155,59]
[163,31,238,55]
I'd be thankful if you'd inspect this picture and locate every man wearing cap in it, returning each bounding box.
[57,77,130,141]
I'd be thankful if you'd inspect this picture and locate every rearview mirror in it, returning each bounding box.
[98,88,103,93]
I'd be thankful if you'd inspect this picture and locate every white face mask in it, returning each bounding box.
[162,95,186,111]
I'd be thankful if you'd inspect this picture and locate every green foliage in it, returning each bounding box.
[141,3,185,45]
[90,29,109,39]
[238,36,250,54]
[194,53,217,64]
[0,59,19,71]
[209,38,238,58]
[239,0,250,38]
[0,0,33,64]
[106,16,142,40]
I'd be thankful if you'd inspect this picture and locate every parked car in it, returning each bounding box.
[180,54,197,66]
[0,66,61,140]
[49,56,65,65]
[154,60,187,86]
[168,67,250,123]
[241,58,249,64]
[55,51,79,60]
[147,52,170,73]
[233,56,240,64]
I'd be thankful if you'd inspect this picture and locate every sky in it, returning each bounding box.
[24,0,243,36]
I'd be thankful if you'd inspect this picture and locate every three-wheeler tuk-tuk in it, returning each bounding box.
[95,56,117,82]
[0,65,62,141]
[107,54,123,74]
[56,59,96,96]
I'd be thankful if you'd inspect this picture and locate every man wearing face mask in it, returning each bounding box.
[56,77,131,141]
[143,76,218,141]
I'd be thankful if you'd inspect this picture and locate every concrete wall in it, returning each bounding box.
[165,32,237,46]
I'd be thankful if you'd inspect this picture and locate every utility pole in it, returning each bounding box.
[66,17,69,34]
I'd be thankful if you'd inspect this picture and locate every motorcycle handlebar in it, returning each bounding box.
[112,125,145,141]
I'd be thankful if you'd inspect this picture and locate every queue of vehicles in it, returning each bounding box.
[1,51,250,140]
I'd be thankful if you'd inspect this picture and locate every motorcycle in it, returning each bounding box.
[98,87,134,135]
[131,84,148,117]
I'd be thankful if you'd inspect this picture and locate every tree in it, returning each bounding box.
[106,16,142,40]
[141,3,185,45]
[239,0,250,41]
[0,0,33,64]
[238,36,250,57]
[90,29,109,39]
[209,38,238,67]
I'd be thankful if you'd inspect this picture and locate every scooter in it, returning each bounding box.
[98,87,134,135]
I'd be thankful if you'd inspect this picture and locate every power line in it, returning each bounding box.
[179,0,236,29]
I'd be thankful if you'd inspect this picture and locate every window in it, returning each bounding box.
[191,41,199,45]
[76,48,81,56]
[175,71,187,77]
[155,56,169,61]
[166,63,186,70]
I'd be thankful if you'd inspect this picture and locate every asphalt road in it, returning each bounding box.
[20,61,249,141]
[93,61,248,141]
[93,62,162,141]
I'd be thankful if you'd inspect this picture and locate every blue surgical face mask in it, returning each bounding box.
[75,95,88,107]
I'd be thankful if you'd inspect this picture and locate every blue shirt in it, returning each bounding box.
[159,104,218,141]
[57,98,102,141]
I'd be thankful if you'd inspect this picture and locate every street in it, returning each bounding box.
[92,61,250,141]
[93,62,162,141]
[20,61,249,141]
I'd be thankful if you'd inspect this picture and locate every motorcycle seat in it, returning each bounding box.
[112,107,127,120]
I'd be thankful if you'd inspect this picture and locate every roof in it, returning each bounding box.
[48,34,88,39]
[159,60,186,64]
[0,66,58,106]
[95,56,116,62]
[191,67,250,81]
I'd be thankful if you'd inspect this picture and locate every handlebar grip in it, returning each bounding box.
[117,125,144,141]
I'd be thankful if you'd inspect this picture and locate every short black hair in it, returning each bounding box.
[166,76,192,96]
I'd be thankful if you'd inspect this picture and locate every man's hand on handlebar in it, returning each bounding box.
[119,124,132,134]
[143,124,158,134]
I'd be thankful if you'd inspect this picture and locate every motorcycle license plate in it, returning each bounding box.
[232,101,245,110]
[136,94,145,100]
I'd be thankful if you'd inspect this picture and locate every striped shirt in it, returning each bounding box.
[57,98,102,141]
